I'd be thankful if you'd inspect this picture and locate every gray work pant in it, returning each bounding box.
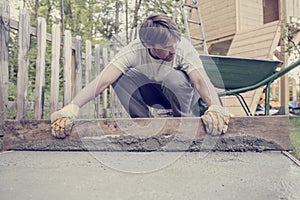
[112,68,201,117]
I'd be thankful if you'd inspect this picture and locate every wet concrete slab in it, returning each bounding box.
[0,151,300,200]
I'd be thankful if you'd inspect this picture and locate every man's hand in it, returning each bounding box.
[201,105,230,136]
[50,104,80,138]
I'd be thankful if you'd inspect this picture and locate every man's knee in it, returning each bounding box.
[162,70,191,92]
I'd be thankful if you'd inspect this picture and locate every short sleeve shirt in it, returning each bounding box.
[109,36,204,83]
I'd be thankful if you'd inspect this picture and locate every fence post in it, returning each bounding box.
[50,23,61,113]
[102,47,108,118]
[16,9,30,120]
[0,0,9,136]
[94,44,101,118]
[63,30,72,106]
[84,40,92,118]
[109,50,118,118]
[34,17,47,119]
[109,50,116,118]
[75,36,82,96]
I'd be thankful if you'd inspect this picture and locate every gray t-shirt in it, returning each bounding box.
[110,36,203,83]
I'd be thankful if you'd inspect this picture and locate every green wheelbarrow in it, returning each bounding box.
[199,54,300,116]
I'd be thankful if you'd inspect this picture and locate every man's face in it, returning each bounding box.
[148,39,178,62]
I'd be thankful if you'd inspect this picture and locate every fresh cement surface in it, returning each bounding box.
[0,151,300,200]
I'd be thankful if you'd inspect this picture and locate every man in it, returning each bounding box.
[51,13,230,138]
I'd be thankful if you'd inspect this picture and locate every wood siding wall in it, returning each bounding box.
[238,0,264,31]
[286,0,300,18]
[228,21,281,59]
[193,0,298,48]
[198,0,237,42]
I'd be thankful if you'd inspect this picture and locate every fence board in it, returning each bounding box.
[0,0,10,136]
[94,44,101,118]
[75,36,82,96]
[34,17,47,119]
[63,30,72,105]
[108,50,126,118]
[102,47,108,117]
[50,23,61,113]
[84,40,92,118]
[109,50,117,118]
[16,9,30,120]
[71,39,76,100]
[109,50,115,118]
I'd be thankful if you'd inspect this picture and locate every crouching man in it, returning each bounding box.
[51,13,230,138]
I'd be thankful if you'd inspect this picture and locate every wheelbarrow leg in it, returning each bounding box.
[233,94,252,116]
[265,82,271,115]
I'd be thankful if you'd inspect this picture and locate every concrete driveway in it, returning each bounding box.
[0,151,300,200]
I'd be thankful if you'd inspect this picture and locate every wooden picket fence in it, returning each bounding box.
[0,0,127,134]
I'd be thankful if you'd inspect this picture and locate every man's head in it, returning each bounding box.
[139,13,181,61]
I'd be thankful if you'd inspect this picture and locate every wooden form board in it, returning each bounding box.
[3,116,291,151]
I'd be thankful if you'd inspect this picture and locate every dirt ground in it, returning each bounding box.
[0,151,300,200]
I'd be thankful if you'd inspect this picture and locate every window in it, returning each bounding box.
[263,0,279,24]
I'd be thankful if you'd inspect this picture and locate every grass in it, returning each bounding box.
[290,117,300,160]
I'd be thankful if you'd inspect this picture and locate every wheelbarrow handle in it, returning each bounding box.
[218,59,300,97]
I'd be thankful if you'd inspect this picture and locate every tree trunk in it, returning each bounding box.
[115,0,120,34]
[60,0,65,38]
[125,0,129,43]
[130,0,142,41]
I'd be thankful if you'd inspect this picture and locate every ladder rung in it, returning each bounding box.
[184,4,198,9]
[187,20,201,25]
[193,42,205,46]
[190,36,204,41]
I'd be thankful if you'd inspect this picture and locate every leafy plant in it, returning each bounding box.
[282,18,300,58]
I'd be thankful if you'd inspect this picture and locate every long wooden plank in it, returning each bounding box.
[0,0,10,136]
[79,40,92,119]
[50,24,61,113]
[75,36,82,96]
[34,17,47,119]
[3,116,291,151]
[16,9,30,120]
[94,45,101,118]
[102,48,108,118]
[63,30,72,105]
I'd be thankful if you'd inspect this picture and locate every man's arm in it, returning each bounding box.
[71,64,123,107]
[50,64,122,138]
[188,68,230,136]
[188,68,220,106]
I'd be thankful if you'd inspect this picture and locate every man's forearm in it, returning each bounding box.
[71,75,102,107]
[71,64,123,108]
[189,69,221,107]
[195,82,221,107]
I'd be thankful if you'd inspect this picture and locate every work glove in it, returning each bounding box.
[50,103,80,138]
[201,105,230,136]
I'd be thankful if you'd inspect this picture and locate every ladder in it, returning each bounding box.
[179,0,208,54]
